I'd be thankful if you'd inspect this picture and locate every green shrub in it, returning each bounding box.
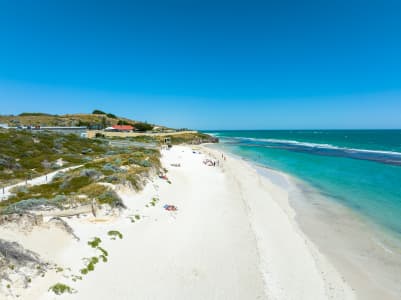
[2,198,61,214]
[125,174,142,191]
[87,262,95,271]
[48,283,75,295]
[106,113,117,119]
[98,191,125,208]
[108,230,123,239]
[80,268,88,275]
[134,122,153,132]
[92,110,106,115]
[99,255,108,262]
[19,112,56,117]
[0,129,108,185]
[61,176,92,193]
[97,246,108,257]
[102,163,124,173]
[79,183,107,198]
[88,237,102,248]
[72,275,82,282]
[128,158,152,167]
[91,257,99,264]
[117,119,134,126]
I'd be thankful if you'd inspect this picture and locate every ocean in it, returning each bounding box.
[206,130,401,240]
[206,130,401,297]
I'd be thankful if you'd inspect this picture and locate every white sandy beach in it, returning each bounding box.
[2,145,355,300]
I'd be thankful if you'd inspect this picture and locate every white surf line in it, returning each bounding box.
[0,165,83,201]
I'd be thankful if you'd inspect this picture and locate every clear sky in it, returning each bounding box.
[1,0,400,129]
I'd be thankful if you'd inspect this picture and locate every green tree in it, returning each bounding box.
[117,120,133,126]
[134,122,153,132]
[92,110,106,115]
[106,113,117,119]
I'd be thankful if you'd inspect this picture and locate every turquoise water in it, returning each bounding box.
[206,130,401,239]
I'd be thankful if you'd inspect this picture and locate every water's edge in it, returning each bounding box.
[208,143,401,300]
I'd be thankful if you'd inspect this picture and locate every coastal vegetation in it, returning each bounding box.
[0,112,160,130]
[0,115,218,298]
[87,237,102,248]
[0,130,162,214]
[108,230,123,240]
[19,112,58,117]
[146,197,160,208]
[92,110,117,119]
[161,132,218,144]
[92,109,106,115]
[0,126,216,216]
[48,283,75,295]
[134,122,153,132]
[0,112,220,141]
[116,132,218,145]
[80,237,110,276]
[0,129,107,185]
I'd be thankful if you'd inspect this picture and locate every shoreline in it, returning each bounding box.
[2,144,380,299]
[203,145,355,300]
[207,144,401,300]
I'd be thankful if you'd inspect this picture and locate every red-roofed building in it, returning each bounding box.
[111,125,134,132]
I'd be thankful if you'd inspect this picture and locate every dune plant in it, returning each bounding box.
[107,230,123,240]
[48,283,75,295]
[87,237,101,248]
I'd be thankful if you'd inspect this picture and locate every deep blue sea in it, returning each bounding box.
[205,130,401,240]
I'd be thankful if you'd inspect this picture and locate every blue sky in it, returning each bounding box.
[1,0,400,129]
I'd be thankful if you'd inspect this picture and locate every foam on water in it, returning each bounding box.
[237,137,401,156]
[224,136,401,166]
[211,143,401,299]
[207,130,401,239]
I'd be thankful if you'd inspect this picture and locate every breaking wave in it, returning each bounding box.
[224,136,401,166]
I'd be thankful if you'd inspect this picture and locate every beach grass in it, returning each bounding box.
[0,129,107,185]
[0,132,163,213]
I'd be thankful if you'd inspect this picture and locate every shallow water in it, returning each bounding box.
[206,130,401,240]
[207,130,401,299]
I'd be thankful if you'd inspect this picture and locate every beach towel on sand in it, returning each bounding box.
[163,204,178,211]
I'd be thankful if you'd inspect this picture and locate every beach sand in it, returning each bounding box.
[7,145,355,299]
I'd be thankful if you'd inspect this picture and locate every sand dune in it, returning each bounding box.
[7,145,354,299]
